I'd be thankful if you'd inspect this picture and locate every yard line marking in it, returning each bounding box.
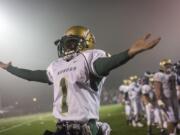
[0,119,37,133]
[0,115,50,133]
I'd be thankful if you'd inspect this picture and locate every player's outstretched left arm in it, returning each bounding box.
[93,33,161,76]
[128,33,161,57]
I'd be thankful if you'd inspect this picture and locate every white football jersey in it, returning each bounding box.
[128,82,141,100]
[154,72,177,98]
[47,49,107,122]
[119,85,129,93]
[119,85,129,101]
[141,84,155,100]
[141,84,151,95]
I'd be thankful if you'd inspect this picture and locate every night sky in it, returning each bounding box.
[0,0,180,107]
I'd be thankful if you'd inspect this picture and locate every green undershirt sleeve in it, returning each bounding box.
[6,50,131,84]
[6,65,51,84]
[93,50,132,76]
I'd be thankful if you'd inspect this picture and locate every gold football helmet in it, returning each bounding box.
[65,26,95,49]
[127,79,132,85]
[159,59,172,71]
[54,26,95,57]
[123,79,129,85]
[129,75,138,82]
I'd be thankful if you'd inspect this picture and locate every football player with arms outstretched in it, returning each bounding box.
[0,26,161,135]
[154,59,179,135]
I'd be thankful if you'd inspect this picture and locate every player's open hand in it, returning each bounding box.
[0,61,11,70]
[128,33,161,57]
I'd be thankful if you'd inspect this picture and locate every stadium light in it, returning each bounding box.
[0,9,11,36]
[33,97,37,102]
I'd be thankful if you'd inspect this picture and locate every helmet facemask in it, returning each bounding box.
[55,35,87,60]
[163,64,172,74]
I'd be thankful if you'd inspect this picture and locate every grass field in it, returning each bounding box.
[0,104,159,135]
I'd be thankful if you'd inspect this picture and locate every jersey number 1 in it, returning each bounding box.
[60,78,68,113]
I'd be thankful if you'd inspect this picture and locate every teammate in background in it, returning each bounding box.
[173,61,180,103]
[173,61,180,132]
[154,59,179,135]
[0,26,161,135]
[141,72,156,135]
[119,79,132,125]
[128,75,144,127]
[148,75,167,132]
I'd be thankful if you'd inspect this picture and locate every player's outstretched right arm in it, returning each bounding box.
[0,61,11,69]
[0,61,51,84]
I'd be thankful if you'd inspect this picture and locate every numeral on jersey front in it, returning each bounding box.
[60,78,68,113]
